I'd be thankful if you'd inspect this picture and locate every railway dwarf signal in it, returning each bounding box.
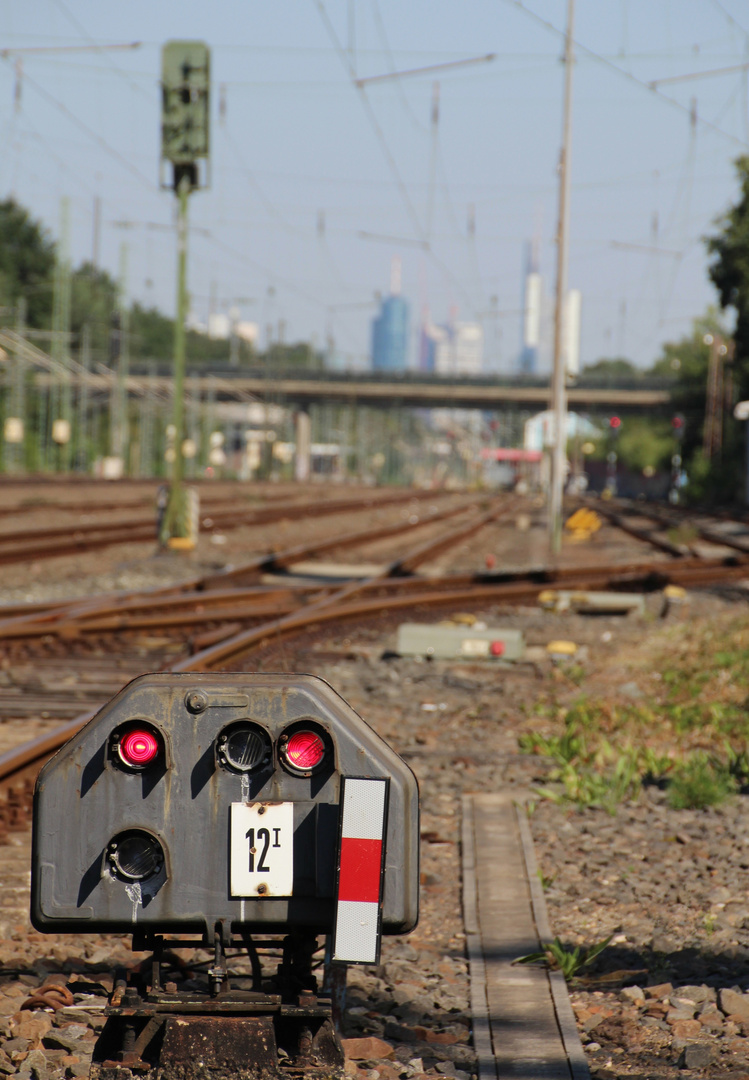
[31,673,419,1077]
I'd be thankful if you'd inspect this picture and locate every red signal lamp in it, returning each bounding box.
[609,416,621,429]
[281,729,326,773]
[116,727,161,770]
[490,640,505,657]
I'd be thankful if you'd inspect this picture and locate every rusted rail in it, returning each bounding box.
[0,487,456,565]
[3,490,749,837]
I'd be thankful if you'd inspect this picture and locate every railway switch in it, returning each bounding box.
[31,672,419,1080]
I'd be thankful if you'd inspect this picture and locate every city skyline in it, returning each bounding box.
[0,2,747,374]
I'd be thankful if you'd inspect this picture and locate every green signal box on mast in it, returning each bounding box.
[159,41,210,549]
[161,40,211,187]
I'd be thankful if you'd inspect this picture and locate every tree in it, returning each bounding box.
[70,262,119,358]
[0,199,55,329]
[646,310,729,502]
[706,155,749,378]
[580,357,641,381]
[703,156,749,500]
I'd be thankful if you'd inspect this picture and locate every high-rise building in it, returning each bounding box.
[420,314,483,376]
[519,240,541,375]
[419,316,444,373]
[371,257,409,372]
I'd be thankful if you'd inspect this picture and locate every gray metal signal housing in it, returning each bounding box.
[31,673,419,938]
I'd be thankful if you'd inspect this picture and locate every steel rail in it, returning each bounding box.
[0,499,474,639]
[0,488,458,566]
[590,503,688,557]
[2,550,749,823]
[611,500,749,557]
[3,488,748,827]
[0,497,512,812]
[197,500,475,587]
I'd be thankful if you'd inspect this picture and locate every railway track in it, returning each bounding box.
[3,487,749,1080]
[1,491,749,836]
[0,487,456,566]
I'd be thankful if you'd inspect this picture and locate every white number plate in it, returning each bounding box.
[230,802,294,898]
[461,638,490,657]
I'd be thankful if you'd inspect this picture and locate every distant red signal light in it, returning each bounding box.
[609,416,621,429]
[672,416,684,429]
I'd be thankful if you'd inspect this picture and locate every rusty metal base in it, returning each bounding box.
[90,995,344,1080]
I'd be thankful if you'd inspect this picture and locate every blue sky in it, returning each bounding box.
[1,0,748,372]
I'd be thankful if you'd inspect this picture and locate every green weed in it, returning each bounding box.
[666,755,737,810]
[514,934,613,981]
[562,664,586,687]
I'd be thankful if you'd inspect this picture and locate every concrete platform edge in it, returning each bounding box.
[515,804,591,1080]
[462,795,499,1080]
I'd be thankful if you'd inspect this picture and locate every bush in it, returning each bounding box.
[667,755,737,810]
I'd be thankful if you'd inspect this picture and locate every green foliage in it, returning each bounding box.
[644,309,729,501]
[266,341,323,370]
[515,935,613,980]
[519,707,666,813]
[666,754,738,810]
[70,262,118,358]
[130,303,174,360]
[580,357,641,380]
[0,198,55,329]
[615,416,676,474]
[707,155,749,356]
[702,155,749,499]
[0,196,269,368]
[568,415,677,475]
[520,614,749,812]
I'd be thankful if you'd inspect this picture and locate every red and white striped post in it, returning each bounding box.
[332,776,389,964]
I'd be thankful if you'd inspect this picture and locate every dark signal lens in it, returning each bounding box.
[282,729,326,773]
[217,721,271,773]
[108,830,164,882]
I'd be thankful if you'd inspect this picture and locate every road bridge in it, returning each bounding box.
[124,366,673,412]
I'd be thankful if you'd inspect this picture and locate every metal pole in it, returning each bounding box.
[118,242,130,473]
[77,323,91,471]
[549,0,575,554]
[10,296,27,473]
[161,174,190,543]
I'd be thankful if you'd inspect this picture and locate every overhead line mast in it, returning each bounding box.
[549,0,575,556]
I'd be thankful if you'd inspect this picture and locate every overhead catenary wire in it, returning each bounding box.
[311,0,479,317]
[0,57,158,193]
[500,0,749,150]
[368,0,427,132]
[709,0,749,36]
[36,0,148,99]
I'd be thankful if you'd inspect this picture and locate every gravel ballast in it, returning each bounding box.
[2,513,749,1078]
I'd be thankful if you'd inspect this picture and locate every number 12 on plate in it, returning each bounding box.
[230,802,294,897]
